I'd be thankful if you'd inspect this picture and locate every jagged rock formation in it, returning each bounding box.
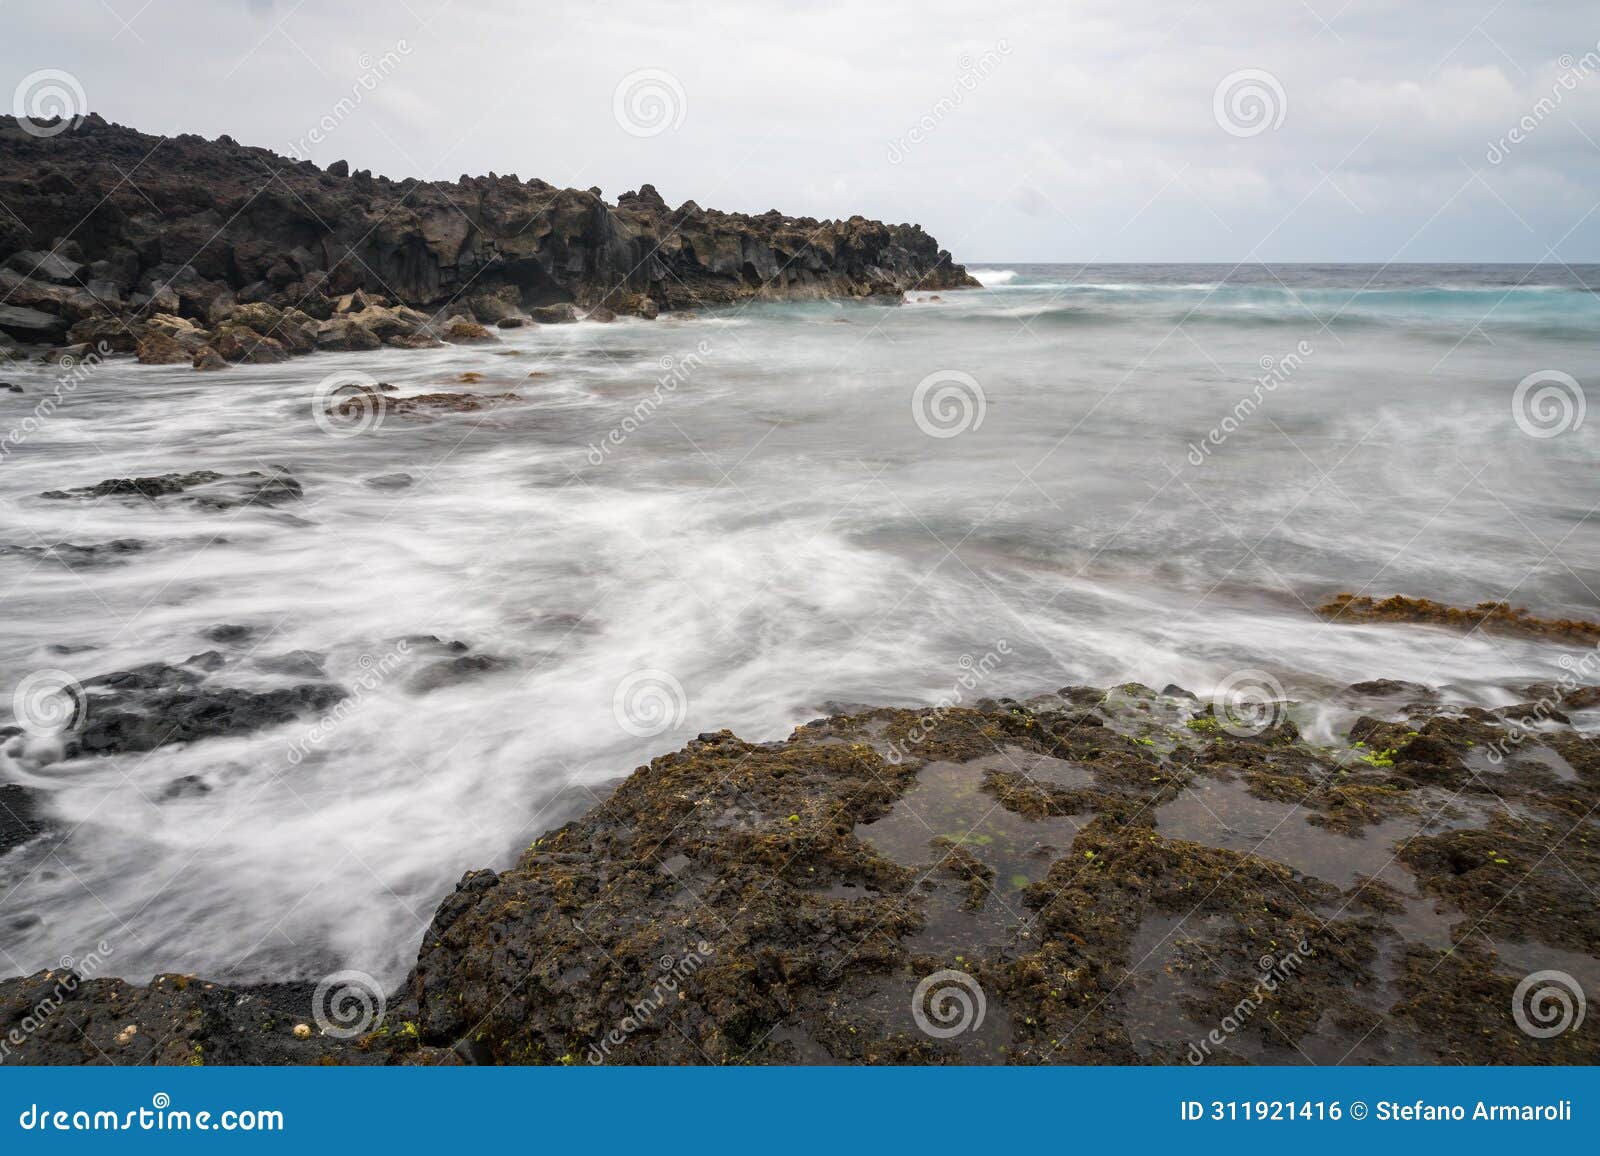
[0,114,976,362]
[4,681,1597,1065]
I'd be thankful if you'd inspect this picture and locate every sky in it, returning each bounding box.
[4,0,1600,263]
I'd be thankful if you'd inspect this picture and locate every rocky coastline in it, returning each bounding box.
[0,114,977,370]
[3,670,1597,1066]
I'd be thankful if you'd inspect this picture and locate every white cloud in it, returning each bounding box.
[3,0,1597,260]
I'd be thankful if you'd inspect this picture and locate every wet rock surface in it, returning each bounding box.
[39,467,304,511]
[3,680,1597,1065]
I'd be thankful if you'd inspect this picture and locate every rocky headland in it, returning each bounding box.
[0,114,977,369]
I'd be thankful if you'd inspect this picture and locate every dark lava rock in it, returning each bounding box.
[0,971,393,1066]
[1346,678,1437,700]
[364,472,415,490]
[254,650,327,679]
[0,539,147,568]
[41,471,223,501]
[159,774,212,800]
[85,662,204,693]
[407,654,513,694]
[184,650,228,671]
[74,682,347,756]
[0,304,70,343]
[0,783,44,853]
[11,679,1597,1066]
[0,113,975,356]
[39,468,303,510]
[203,623,255,645]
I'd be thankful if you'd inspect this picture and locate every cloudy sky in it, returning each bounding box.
[5,0,1599,262]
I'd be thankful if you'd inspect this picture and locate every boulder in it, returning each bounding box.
[314,317,382,352]
[4,249,83,284]
[274,309,320,354]
[210,325,289,364]
[136,331,192,365]
[528,302,580,324]
[334,288,387,313]
[191,345,228,371]
[144,312,209,350]
[439,317,497,344]
[228,301,284,333]
[468,293,517,324]
[348,303,425,339]
[66,315,140,352]
[0,304,70,343]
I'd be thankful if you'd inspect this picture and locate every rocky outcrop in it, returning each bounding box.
[4,679,1597,1065]
[0,114,977,367]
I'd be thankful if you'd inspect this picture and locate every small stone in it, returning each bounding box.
[292,1023,313,1040]
[116,1024,138,1045]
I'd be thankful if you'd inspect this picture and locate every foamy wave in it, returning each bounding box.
[970,268,1018,286]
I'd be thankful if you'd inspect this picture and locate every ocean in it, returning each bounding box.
[1,262,1597,985]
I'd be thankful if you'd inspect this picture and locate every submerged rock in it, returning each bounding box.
[40,468,303,510]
